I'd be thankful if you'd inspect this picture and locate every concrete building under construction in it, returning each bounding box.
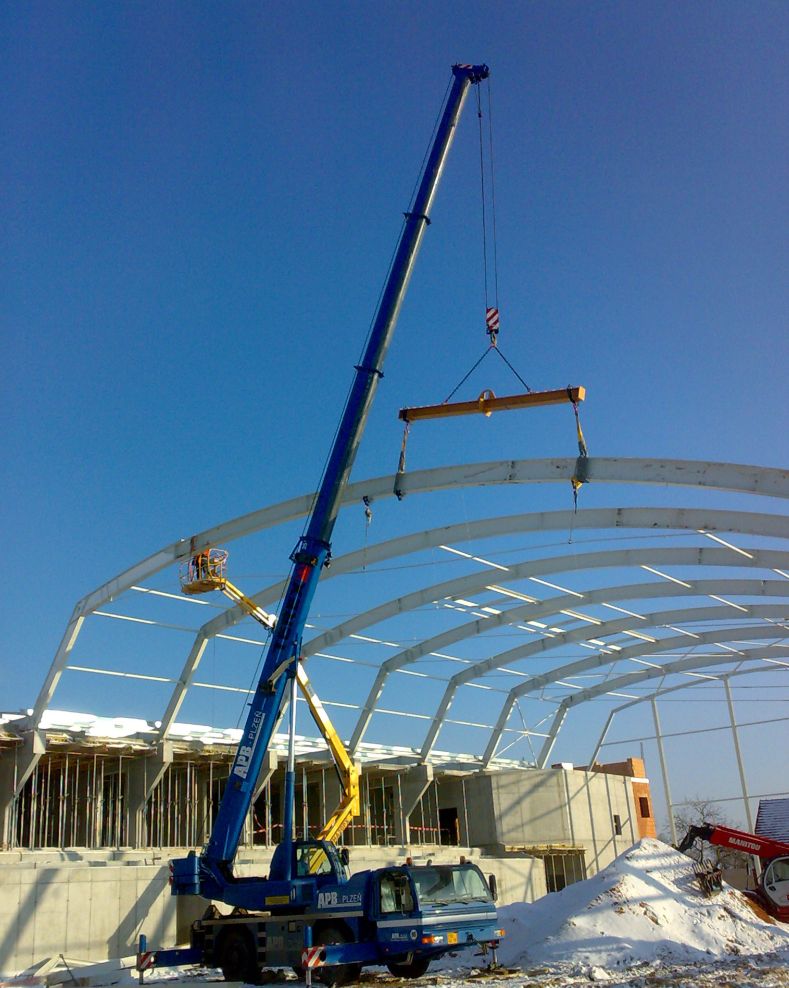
[0,708,655,973]
[2,455,786,975]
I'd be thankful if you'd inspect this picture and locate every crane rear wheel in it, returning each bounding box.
[218,927,261,984]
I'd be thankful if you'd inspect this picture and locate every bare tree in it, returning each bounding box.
[669,797,750,873]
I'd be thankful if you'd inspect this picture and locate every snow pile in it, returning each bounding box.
[497,838,789,968]
[458,838,789,973]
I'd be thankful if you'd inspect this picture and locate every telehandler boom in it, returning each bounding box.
[679,822,789,921]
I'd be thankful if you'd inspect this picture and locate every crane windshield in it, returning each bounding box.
[410,864,492,906]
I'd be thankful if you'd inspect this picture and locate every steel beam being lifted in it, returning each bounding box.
[399,386,585,422]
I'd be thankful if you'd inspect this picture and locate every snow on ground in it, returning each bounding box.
[436,838,789,984]
[7,840,788,988]
[498,837,789,966]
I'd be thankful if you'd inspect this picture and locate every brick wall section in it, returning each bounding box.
[586,757,657,839]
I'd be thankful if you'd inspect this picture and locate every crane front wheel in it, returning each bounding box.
[386,957,430,979]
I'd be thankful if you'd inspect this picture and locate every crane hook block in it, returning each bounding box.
[399,385,585,423]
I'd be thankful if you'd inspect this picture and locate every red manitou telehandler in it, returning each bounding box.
[679,823,789,921]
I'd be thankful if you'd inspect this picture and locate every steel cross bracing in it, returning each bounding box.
[534,651,789,768]
[481,631,789,766]
[586,663,789,844]
[588,662,789,767]
[30,458,789,780]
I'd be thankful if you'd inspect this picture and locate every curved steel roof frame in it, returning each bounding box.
[533,649,789,768]
[477,622,788,765]
[155,507,789,738]
[50,457,787,627]
[33,458,789,769]
[345,577,789,748]
[164,548,789,742]
[304,545,789,655]
[193,506,789,624]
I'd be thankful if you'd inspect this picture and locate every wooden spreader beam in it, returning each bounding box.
[399,385,585,423]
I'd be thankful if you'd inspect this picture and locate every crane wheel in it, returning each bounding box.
[385,957,431,979]
[218,928,260,984]
[314,924,361,987]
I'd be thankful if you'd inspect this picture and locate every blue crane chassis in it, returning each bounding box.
[144,862,503,977]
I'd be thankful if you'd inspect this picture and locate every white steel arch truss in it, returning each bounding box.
[162,512,789,742]
[476,622,789,765]
[32,458,789,773]
[343,577,788,747]
[533,649,789,769]
[189,506,789,623]
[417,598,789,761]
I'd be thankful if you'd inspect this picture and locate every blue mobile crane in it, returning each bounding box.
[138,64,504,985]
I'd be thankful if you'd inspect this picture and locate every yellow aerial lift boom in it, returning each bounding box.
[181,549,360,845]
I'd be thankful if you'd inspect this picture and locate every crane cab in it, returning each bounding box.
[181,547,229,595]
[760,856,789,921]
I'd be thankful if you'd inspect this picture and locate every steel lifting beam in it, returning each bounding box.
[399,386,585,422]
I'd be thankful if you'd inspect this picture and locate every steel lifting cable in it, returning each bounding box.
[479,78,502,328]
[393,82,527,500]
[477,83,493,316]
[394,75,588,504]
[483,80,589,513]
[486,80,501,320]
[442,77,532,402]
[569,386,589,513]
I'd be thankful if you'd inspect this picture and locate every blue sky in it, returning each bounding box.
[2,2,788,830]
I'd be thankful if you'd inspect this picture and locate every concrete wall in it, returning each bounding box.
[587,757,657,839]
[0,844,542,976]
[490,771,571,845]
[450,767,638,876]
[0,850,179,976]
[0,765,640,974]
[560,768,638,875]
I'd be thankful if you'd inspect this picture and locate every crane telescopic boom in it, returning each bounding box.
[171,63,490,909]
